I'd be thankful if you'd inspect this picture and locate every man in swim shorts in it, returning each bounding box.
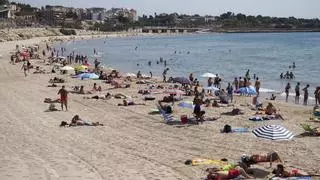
[58,85,68,111]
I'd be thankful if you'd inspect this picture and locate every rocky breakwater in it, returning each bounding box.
[0,28,62,42]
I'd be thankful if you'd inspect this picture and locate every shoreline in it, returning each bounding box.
[0,33,319,179]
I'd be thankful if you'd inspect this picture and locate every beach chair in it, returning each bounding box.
[156,104,176,123]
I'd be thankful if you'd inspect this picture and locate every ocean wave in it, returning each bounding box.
[259,88,277,93]
[279,92,315,100]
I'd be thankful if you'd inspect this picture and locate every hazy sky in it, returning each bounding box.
[15,0,319,18]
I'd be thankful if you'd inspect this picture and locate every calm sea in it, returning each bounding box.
[60,32,320,100]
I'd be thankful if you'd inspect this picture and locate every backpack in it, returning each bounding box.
[223,124,232,133]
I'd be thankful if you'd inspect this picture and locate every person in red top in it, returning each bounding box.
[58,85,69,111]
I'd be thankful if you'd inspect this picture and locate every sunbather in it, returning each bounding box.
[44,98,60,103]
[241,151,282,168]
[272,164,307,178]
[265,103,284,120]
[47,83,57,87]
[118,100,146,106]
[206,165,253,179]
[69,115,104,126]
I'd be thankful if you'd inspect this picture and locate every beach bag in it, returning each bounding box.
[222,124,232,133]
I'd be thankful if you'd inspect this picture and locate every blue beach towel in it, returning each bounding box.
[232,128,249,133]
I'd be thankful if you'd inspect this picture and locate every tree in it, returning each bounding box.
[0,0,8,5]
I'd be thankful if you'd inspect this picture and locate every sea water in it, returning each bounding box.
[60,32,320,101]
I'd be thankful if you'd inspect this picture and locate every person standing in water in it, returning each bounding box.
[245,69,250,80]
[233,77,239,90]
[285,83,291,102]
[295,82,300,104]
[162,68,169,82]
[293,62,296,69]
[302,84,310,106]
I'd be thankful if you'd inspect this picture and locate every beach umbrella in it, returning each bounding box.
[163,89,185,95]
[178,101,195,109]
[60,66,74,71]
[236,86,257,95]
[252,125,294,140]
[74,65,88,72]
[201,73,217,78]
[77,73,99,79]
[203,86,219,92]
[172,77,191,84]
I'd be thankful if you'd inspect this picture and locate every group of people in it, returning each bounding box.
[285,82,311,105]
[205,151,308,179]
[280,71,295,79]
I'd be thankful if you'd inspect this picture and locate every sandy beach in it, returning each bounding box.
[0,34,319,180]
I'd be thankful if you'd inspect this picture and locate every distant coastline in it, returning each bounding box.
[213,28,320,33]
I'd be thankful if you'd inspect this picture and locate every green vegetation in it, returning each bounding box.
[59,29,76,35]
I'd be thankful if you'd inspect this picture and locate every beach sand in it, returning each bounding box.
[0,35,319,180]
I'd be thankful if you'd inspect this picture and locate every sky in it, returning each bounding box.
[14,0,320,19]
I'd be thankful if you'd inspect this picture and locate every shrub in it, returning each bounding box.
[59,29,76,35]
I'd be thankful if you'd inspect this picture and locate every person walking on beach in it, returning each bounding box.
[226,83,234,103]
[285,83,291,102]
[255,77,261,95]
[162,68,169,82]
[295,82,300,104]
[233,77,239,90]
[302,84,310,106]
[58,85,69,111]
[314,87,320,105]
[21,62,28,77]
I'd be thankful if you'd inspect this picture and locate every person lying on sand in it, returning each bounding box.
[84,93,112,100]
[44,98,60,103]
[241,151,282,168]
[118,100,146,106]
[221,108,244,116]
[61,115,104,126]
[47,83,57,87]
[206,164,253,179]
[70,86,92,94]
[49,77,65,83]
[271,164,308,178]
[212,100,234,108]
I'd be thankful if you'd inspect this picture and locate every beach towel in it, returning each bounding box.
[232,128,249,133]
[271,177,311,180]
[249,115,279,121]
[220,127,249,133]
[185,158,229,166]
